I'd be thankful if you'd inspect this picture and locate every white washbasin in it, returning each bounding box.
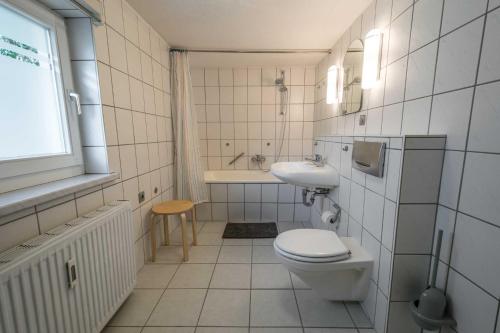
[270,161,339,188]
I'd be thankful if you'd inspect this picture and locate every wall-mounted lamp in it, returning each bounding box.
[326,65,338,104]
[361,29,383,90]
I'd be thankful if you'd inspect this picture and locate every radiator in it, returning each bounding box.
[0,201,136,333]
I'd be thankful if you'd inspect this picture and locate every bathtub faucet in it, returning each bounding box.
[228,152,245,165]
[251,154,266,164]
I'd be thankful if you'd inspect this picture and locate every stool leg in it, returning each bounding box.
[180,213,189,261]
[150,213,157,262]
[191,207,198,246]
[163,215,169,245]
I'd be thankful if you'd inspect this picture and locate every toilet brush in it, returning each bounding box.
[410,230,456,330]
[417,230,446,318]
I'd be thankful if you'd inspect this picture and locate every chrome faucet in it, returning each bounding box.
[305,154,325,167]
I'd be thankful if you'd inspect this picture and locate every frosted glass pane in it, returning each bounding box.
[0,4,69,161]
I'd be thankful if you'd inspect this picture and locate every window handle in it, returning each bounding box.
[69,91,82,115]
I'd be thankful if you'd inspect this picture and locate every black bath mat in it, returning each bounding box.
[223,222,278,238]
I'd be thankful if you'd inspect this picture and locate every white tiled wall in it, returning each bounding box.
[310,135,445,333]
[0,0,174,272]
[310,136,400,332]
[315,1,500,333]
[192,67,315,170]
[196,183,310,223]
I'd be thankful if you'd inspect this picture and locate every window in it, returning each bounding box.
[0,0,82,193]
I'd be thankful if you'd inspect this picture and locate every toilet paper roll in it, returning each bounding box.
[321,211,337,225]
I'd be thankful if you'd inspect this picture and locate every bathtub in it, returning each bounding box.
[198,169,309,223]
[204,170,283,184]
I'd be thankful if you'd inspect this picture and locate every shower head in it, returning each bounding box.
[275,70,287,92]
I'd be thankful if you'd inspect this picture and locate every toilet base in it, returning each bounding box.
[290,267,371,301]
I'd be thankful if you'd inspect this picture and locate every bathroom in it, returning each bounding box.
[0,0,499,332]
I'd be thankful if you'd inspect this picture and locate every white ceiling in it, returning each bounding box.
[127,0,372,66]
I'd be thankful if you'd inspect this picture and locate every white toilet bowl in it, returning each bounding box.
[273,228,373,301]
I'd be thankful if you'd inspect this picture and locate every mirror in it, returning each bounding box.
[341,39,364,114]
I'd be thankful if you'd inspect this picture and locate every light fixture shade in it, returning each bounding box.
[362,29,383,90]
[326,65,338,104]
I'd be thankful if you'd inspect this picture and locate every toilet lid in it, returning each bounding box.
[274,229,349,259]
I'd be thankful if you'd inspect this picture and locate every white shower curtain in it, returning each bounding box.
[170,51,209,204]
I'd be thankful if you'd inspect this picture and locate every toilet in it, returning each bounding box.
[274,228,373,301]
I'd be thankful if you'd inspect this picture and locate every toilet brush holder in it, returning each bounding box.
[410,230,456,331]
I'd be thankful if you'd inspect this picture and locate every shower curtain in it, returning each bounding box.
[170,50,209,204]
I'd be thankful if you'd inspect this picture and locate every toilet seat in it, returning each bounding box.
[274,229,351,263]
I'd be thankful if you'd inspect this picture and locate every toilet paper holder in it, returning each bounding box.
[322,203,341,225]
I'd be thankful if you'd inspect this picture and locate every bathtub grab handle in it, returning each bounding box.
[228,152,245,165]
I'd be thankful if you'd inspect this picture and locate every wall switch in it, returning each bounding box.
[138,191,145,203]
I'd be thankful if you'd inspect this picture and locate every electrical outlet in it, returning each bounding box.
[359,114,366,126]
[138,191,145,203]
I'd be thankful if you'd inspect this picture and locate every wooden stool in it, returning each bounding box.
[150,200,197,262]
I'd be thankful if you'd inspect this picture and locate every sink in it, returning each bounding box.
[270,161,339,188]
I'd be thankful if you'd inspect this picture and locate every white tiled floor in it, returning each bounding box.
[104,222,372,333]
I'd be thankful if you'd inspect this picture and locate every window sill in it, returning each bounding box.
[0,173,119,217]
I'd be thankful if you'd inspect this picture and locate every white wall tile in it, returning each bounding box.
[434,18,484,93]
[384,57,407,105]
[410,0,443,51]
[38,201,77,233]
[405,41,438,100]
[349,182,365,223]
[123,2,139,45]
[245,203,261,221]
[261,203,277,221]
[110,69,131,109]
[386,150,401,202]
[446,269,498,333]
[247,68,261,86]
[0,215,39,252]
[387,301,421,333]
[451,213,500,297]
[468,80,500,153]
[262,184,278,202]
[441,0,488,35]
[429,87,473,150]
[391,254,430,301]
[362,229,381,282]
[363,190,384,240]
[278,184,295,203]
[107,27,127,72]
[245,184,261,203]
[75,190,104,215]
[228,203,244,221]
[478,9,500,83]
[400,149,444,203]
[103,0,124,34]
[401,97,431,135]
[278,204,294,222]
[438,150,464,209]
[212,203,228,221]
[115,108,134,144]
[395,204,436,254]
[387,9,412,64]
[459,152,500,227]
[381,103,403,135]
[119,145,138,180]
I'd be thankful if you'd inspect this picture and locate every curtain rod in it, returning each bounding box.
[69,0,102,25]
[169,48,331,54]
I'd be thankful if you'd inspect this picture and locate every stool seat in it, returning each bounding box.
[150,200,198,262]
[152,200,194,215]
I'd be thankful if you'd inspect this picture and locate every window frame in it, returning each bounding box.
[0,0,83,193]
